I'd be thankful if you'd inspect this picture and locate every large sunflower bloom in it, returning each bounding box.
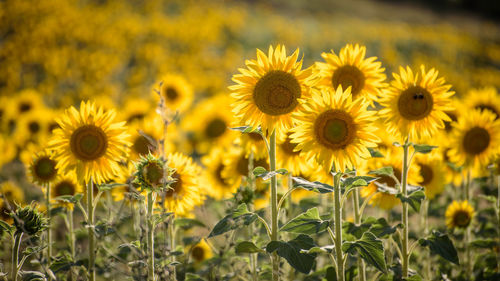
[447,109,500,169]
[290,87,379,173]
[379,65,455,140]
[50,101,131,184]
[445,200,474,229]
[315,43,386,104]
[230,45,317,135]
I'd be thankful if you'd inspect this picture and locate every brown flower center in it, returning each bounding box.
[163,87,178,101]
[143,162,164,187]
[314,110,356,150]
[398,86,433,120]
[29,121,40,134]
[33,156,57,182]
[70,125,108,161]
[418,163,433,186]
[54,180,76,197]
[453,210,471,227]
[332,65,365,98]
[463,126,490,155]
[204,118,227,139]
[133,134,154,156]
[253,70,301,116]
[166,172,182,198]
[192,245,205,262]
[19,102,32,113]
[280,134,300,156]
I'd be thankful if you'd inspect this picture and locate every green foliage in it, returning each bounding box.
[235,241,264,254]
[412,144,438,154]
[418,231,459,265]
[266,234,317,274]
[396,190,426,212]
[342,232,387,273]
[292,177,334,193]
[253,167,288,180]
[280,207,329,235]
[208,203,257,237]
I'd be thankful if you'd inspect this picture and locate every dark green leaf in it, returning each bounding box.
[413,144,438,154]
[342,232,387,273]
[235,241,264,254]
[50,255,74,273]
[418,230,459,265]
[54,194,83,204]
[19,271,46,281]
[280,207,329,235]
[0,219,13,235]
[342,176,377,188]
[208,204,257,237]
[367,217,402,238]
[368,148,384,158]
[368,166,394,177]
[397,190,425,212]
[266,234,316,274]
[93,222,115,237]
[343,221,372,239]
[174,218,206,229]
[152,212,173,226]
[292,177,334,193]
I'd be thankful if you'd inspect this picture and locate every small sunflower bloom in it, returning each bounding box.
[188,239,213,264]
[379,65,455,140]
[445,200,474,229]
[11,203,48,237]
[134,154,169,192]
[27,149,58,187]
[51,172,83,210]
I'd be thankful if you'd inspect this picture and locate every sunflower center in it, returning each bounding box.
[463,126,490,155]
[280,134,300,155]
[314,110,356,150]
[19,102,32,113]
[236,156,269,176]
[164,87,178,101]
[398,86,433,120]
[332,65,365,98]
[133,135,153,156]
[205,118,227,138]
[418,164,433,186]
[453,210,471,227]
[33,157,57,181]
[127,113,146,123]
[143,162,164,187]
[70,125,108,161]
[253,70,301,116]
[166,172,182,198]
[27,121,40,134]
[54,181,76,196]
[476,104,499,119]
[192,245,205,262]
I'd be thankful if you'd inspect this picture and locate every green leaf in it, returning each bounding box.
[230,126,263,135]
[292,177,334,193]
[368,166,394,177]
[342,176,377,188]
[368,148,384,158]
[470,239,498,248]
[367,217,402,238]
[152,212,174,226]
[253,167,288,180]
[97,183,125,191]
[280,207,329,235]
[93,222,115,237]
[478,194,497,204]
[0,219,13,235]
[342,232,387,273]
[174,218,206,229]
[397,190,425,212]
[418,230,459,265]
[208,204,257,237]
[303,245,335,254]
[266,234,317,274]
[235,241,264,254]
[413,144,438,154]
[19,271,46,281]
[54,193,83,204]
[50,255,75,273]
[343,221,372,239]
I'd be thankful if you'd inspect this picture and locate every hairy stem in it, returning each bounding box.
[87,179,96,281]
[46,183,52,279]
[12,233,23,281]
[147,191,156,281]
[333,172,344,281]
[401,138,410,279]
[269,130,280,281]
[353,188,366,281]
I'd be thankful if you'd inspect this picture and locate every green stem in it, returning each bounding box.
[497,175,500,270]
[46,183,52,274]
[147,191,156,281]
[352,188,365,281]
[12,233,23,281]
[169,218,176,280]
[401,138,410,279]
[269,130,280,281]
[333,172,344,281]
[422,199,431,279]
[465,170,472,277]
[68,208,76,281]
[87,179,96,281]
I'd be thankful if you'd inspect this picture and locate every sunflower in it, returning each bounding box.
[155,74,194,114]
[462,87,500,120]
[230,45,317,135]
[234,131,268,160]
[447,109,500,169]
[201,147,235,200]
[414,153,446,200]
[155,153,205,216]
[290,86,379,173]
[119,96,155,124]
[221,147,269,191]
[188,239,213,263]
[49,101,131,184]
[181,94,237,154]
[14,108,55,146]
[0,181,25,205]
[128,113,164,160]
[27,149,58,187]
[360,148,422,210]
[379,65,455,140]
[134,154,169,191]
[51,172,83,210]
[0,136,16,167]
[445,200,474,229]
[9,89,45,116]
[277,130,312,175]
[315,43,386,104]
[0,198,13,224]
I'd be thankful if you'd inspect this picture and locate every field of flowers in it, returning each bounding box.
[1,0,500,280]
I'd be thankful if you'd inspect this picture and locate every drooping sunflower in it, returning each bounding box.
[0,198,13,224]
[447,109,500,169]
[155,74,194,114]
[379,65,455,140]
[201,147,235,200]
[315,43,386,104]
[181,94,237,154]
[230,45,317,135]
[290,86,379,173]
[188,239,213,264]
[51,172,83,210]
[49,101,131,184]
[156,153,205,216]
[360,148,422,210]
[445,200,474,229]
[462,87,500,120]
[414,153,447,200]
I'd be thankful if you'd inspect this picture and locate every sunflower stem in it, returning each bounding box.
[465,170,472,277]
[333,172,344,281]
[68,208,76,281]
[497,175,500,270]
[401,138,410,279]
[352,188,365,281]
[169,217,177,280]
[269,130,280,281]
[422,199,431,280]
[87,179,96,281]
[12,232,23,281]
[45,183,52,276]
[147,191,156,281]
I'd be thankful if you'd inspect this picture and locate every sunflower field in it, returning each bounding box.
[1,0,500,280]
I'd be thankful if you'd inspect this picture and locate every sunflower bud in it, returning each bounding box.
[11,203,48,236]
[134,154,170,191]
